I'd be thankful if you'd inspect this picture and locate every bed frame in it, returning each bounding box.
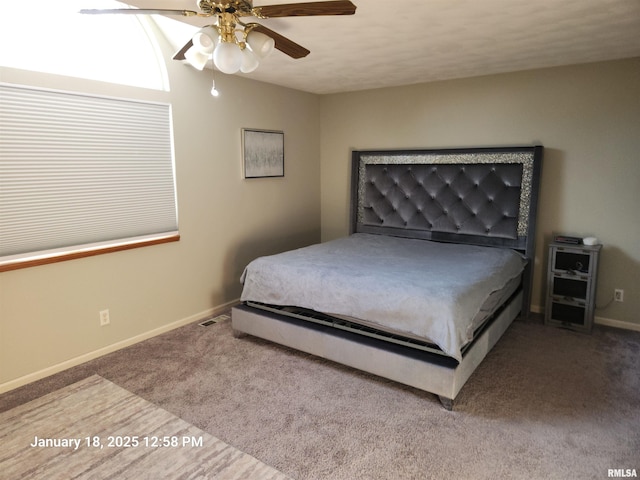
[232,146,543,409]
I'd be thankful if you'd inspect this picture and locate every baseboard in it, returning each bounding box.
[0,299,240,395]
[594,316,640,332]
[530,304,640,332]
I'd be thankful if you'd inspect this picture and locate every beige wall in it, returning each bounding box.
[0,37,321,389]
[319,58,640,328]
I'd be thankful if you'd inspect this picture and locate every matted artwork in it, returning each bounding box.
[242,128,284,178]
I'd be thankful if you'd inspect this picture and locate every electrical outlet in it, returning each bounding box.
[99,309,110,326]
[614,289,624,303]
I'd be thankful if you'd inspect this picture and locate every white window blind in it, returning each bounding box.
[0,83,178,268]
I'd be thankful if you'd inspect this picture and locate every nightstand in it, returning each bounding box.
[545,241,601,333]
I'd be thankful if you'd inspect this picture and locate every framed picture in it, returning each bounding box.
[242,128,284,178]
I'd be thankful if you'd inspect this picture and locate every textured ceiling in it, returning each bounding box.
[124,0,640,94]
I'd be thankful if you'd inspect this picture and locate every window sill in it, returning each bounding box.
[0,233,180,272]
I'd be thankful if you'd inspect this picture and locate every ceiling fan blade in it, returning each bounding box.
[79,8,200,17]
[172,39,194,61]
[251,24,310,59]
[254,0,356,18]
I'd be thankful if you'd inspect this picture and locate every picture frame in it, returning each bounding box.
[242,128,284,178]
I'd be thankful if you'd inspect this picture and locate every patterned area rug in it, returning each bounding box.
[0,375,289,479]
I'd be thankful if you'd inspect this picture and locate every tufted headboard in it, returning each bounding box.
[350,146,543,313]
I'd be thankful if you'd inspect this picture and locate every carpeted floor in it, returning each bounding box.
[1,313,638,480]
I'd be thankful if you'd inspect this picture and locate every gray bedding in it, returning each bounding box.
[240,233,525,361]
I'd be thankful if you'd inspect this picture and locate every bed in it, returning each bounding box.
[232,146,543,409]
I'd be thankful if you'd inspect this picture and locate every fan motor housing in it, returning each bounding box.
[197,1,254,15]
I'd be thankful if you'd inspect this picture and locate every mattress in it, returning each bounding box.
[240,233,525,361]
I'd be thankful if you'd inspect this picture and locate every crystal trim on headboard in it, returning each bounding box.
[357,151,535,237]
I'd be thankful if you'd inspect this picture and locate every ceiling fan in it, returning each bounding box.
[81,1,357,77]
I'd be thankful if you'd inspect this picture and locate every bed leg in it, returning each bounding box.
[438,396,454,411]
[232,328,247,339]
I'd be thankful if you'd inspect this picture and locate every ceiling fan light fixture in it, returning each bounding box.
[192,26,218,55]
[240,47,260,73]
[213,41,243,74]
[246,30,275,59]
[184,46,210,71]
[80,0,358,89]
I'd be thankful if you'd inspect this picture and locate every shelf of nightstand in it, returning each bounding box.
[545,242,601,333]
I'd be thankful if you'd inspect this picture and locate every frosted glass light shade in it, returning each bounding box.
[246,31,275,58]
[192,26,218,55]
[213,42,242,74]
[240,47,259,73]
[184,46,209,70]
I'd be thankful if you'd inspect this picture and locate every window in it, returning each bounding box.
[0,0,169,91]
[0,84,178,272]
[0,1,177,271]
